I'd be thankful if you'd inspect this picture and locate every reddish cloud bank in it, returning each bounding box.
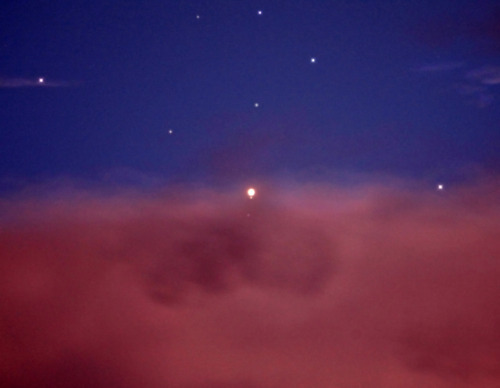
[1,182,499,387]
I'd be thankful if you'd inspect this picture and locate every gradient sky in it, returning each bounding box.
[2,2,500,387]
[1,0,499,188]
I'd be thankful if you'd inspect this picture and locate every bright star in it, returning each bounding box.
[437,184,444,191]
[310,57,316,63]
[247,188,256,199]
[257,10,262,15]
[38,77,44,83]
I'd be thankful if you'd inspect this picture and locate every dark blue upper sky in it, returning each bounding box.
[1,0,499,188]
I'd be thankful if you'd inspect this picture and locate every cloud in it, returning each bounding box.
[1,180,500,387]
[0,77,73,88]
[452,65,500,107]
[467,66,500,85]
[414,62,500,108]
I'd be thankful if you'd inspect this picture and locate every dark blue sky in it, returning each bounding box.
[1,0,499,188]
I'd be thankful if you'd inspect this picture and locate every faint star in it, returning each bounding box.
[257,10,262,15]
[168,129,173,134]
[310,57,316,63]
[254,102,259,108]
[38,77,44,84]
[196,14,200,19]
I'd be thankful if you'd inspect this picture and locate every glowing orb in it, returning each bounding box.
[257,10,262,15]
[310,57,316,63]
[38,78,44,83]
[254,102,259,108]
[247,188,256,198]
[437,184,444,190]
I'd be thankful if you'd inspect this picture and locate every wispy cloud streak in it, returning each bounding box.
[466,65,500,85]
[414,61,500,108]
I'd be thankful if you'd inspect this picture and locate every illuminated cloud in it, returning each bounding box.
[1,180,499,387]
[466,65,500,85]
[414,62,500,108]
[453,65,500,107]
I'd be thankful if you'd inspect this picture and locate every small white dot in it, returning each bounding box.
[310,57,316,63]
[254,102,259,108]
[257,10,262,15]
[437,184,444,191]
[38,77,44,83]
[168,129,173,134]
[196,14,200,19]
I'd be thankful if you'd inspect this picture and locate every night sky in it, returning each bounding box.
[1,0,499,187]
[1,2,500,388]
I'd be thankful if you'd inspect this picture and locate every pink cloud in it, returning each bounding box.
[1,181,499,387]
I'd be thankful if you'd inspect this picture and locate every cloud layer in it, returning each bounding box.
[1,181,499,387]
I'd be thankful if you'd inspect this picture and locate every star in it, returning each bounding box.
[257,10,262,15]
[310,57,316,63]
[437,184,444,191]
[168,129,173,134]
[254,102,259,108]
[38,77,44,84]
[247,187,256,199]
[196,14,200,19]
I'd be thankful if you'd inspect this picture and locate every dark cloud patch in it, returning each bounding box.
[401,321,500,381]
[6,355,130,388]
[1,181,500,387]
